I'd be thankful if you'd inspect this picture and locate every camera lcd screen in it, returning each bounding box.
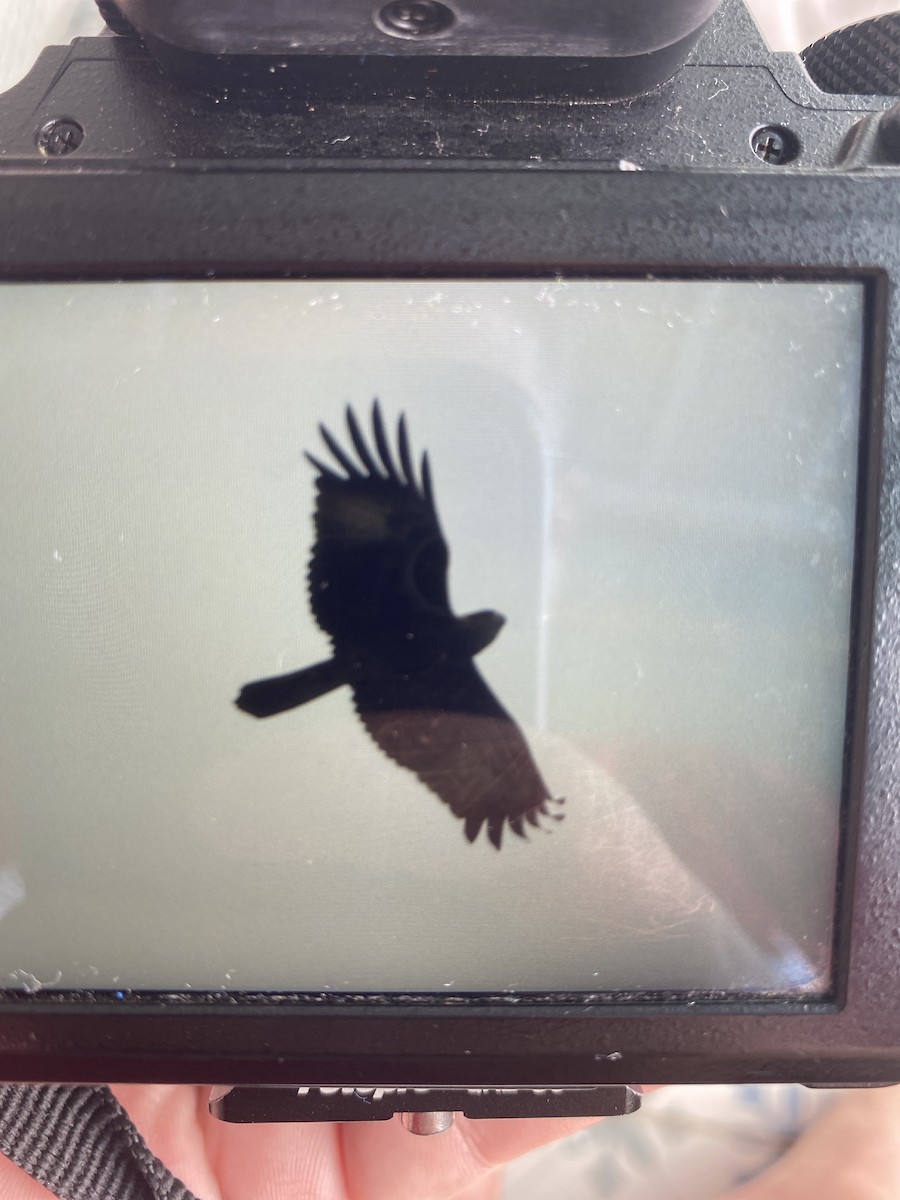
[0,276,867,999]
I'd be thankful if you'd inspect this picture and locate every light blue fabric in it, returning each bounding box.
[503,1084,835,1199]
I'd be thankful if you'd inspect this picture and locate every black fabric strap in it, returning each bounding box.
[0,1086,200,1200]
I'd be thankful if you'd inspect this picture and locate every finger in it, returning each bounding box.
[451,1174,505,1200]
[343,1085,664,1200]
[342,1113,603,1200]
[723,1086,900,1200]
[459,1114,605,1167]
[0,1157,58,1200]
[115,1085,360,1200]
[205,1116,347,1200]
[111,1086,223,1200]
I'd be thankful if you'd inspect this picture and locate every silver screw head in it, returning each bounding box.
[750,124,799,165]
[400,1110,455,1135]
[376,0,456,38]
[37,119,85,158]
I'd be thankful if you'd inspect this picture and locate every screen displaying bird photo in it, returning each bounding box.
[0,276,866,996]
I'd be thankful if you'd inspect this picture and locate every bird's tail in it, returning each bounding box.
[235,658,347,718]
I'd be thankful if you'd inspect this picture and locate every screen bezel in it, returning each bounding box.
[0,161,895,1087]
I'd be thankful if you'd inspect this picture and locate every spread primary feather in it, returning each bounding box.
[235,401,563,849]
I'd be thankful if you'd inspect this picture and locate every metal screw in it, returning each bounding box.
[750,125,798,165]
[37,119,85,158]
[376,0,455,38]
[400,1111,455,1135]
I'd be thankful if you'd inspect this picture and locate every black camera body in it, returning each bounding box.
[0,0,898,1123]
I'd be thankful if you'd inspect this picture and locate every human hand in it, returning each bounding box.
[0,1084,602,1200]
[0,1083,899,1200]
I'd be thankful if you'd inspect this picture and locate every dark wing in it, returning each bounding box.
[352,662,564,849]
[306,402,451,647]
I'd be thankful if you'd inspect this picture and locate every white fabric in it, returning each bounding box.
[750,0,900,48]
[0,0,102,93]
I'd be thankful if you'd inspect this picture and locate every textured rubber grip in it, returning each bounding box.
[802,12,900,96]
[0,1086,199,1200]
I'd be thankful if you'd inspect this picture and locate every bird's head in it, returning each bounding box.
[459,609,506,657]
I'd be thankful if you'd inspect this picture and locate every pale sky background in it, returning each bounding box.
[0,278,864,993]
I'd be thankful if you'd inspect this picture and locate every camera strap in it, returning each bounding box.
[0,1085,199,1200]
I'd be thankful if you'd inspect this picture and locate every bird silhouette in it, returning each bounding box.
[235,402,563,849]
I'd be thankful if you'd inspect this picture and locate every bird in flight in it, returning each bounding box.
[235,402,563,849]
